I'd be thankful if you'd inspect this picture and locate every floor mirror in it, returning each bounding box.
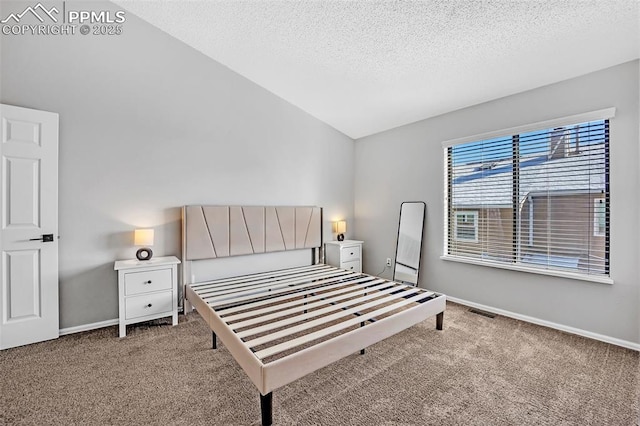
[393,201,426,286]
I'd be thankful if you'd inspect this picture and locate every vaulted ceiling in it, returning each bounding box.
[114,0,639,139]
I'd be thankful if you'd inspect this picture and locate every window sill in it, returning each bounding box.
[440,255,614,285]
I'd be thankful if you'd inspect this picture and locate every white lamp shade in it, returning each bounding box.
[333,221,346,234]
[134,229,154,246]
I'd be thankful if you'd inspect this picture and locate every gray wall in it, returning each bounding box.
[355,60,639,344]
[0,2,355,329]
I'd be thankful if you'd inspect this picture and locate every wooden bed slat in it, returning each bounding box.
[253,291,433,359]
[228,280,391,328]
[235,285,432,338]
[204,271,358,307]
[246,288,428,351]
[219,275,380,319]
[191,264,330,290]
[197,269,349,299]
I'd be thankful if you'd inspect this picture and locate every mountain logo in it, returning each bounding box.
[1,3,59,24]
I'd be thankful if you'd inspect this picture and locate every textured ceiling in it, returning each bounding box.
[113,0,640,139]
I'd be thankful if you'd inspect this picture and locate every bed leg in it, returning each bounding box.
[212,331,217,349]
[260,392,272,426]
[436,312,444,331]
[360,321,365,355]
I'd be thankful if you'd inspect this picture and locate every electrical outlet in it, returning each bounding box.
[386,258,392,267]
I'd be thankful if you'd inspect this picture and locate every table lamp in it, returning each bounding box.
[333,220,346,241]
[134,228,154,261]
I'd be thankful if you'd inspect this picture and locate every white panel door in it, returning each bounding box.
[0,104,59,350]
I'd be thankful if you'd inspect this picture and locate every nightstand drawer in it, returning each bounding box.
[340,245,361,262]
[125,291,173,320]
[124,268,172,296]
[341,259,360,272]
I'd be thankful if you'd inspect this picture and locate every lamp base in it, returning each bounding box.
[136,247,153,261]
[337,234,344,241]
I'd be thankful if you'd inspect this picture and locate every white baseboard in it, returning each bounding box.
[446,296,640,352]
[59,319,119,336]
[57,299,640,352]
[58,310,186,337]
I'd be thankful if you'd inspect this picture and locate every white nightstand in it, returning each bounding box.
[325,240,363,273]
[114,256,181,338]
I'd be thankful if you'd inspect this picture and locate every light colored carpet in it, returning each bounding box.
[1,302,638,425]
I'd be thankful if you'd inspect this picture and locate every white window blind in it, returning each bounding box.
[445,118,610,278]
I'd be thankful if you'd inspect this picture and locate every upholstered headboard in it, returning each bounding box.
[182,205,323,261]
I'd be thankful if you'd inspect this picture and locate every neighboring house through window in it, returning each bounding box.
[442,109,613,281]
[454,211,478,242]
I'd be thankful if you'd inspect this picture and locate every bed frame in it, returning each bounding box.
[182,205,446,425]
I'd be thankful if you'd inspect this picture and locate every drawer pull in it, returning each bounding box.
[145,303,152,308]
[144,280,152,284]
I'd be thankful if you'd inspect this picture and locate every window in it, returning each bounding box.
[594,199,606,237]
[443,110,612,280]
[454,211,478,242]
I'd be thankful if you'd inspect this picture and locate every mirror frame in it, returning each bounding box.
[392,201,426,286]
